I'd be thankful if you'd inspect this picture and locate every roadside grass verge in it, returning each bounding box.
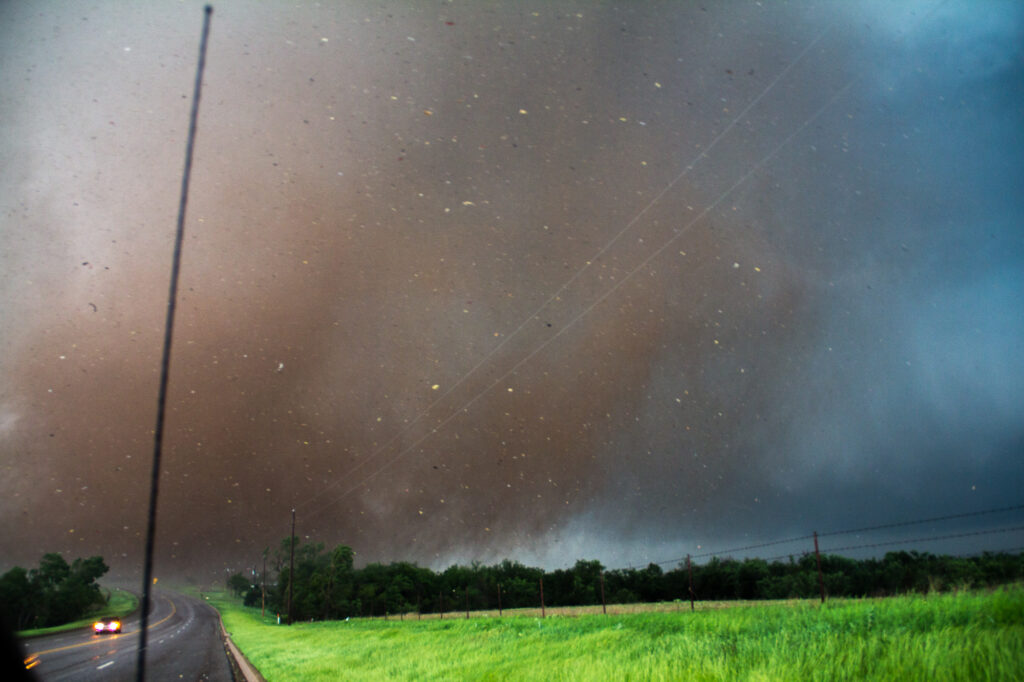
[207,585,1023,681]
[17,586,139,639]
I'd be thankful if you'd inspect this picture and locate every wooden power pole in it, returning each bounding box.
[287,509,296,624]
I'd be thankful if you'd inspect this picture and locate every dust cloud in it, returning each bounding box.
[1,1,1021,580]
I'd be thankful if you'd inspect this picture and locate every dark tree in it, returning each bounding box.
[0,568,37,631]
[0,553,109,629]
[227,572,250,597]
[247,538,1023,624]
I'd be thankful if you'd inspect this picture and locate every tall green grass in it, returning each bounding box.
[207,586,1023,681]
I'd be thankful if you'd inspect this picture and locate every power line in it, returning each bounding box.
[817,504,1024,539]
[294,0,959,542]
[766,525,1024,561]
[298,31,853,524]
[291,24,835,518]
[819,525,1024,556]
[296,1,953,528]
[645,503,1024,569]
[651,534,814,568]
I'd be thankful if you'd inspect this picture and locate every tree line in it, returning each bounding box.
[0,553,109,630]
[230,539,1024,622]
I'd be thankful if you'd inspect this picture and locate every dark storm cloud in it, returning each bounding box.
[1,1,1021,580]
[589,0,1024,560]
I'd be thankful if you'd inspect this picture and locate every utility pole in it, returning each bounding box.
[813,531,826,604]
[287,509,296,624]
[687,555,695,612]
[261,549,267,618]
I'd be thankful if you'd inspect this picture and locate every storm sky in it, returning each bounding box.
[1,1,1022,581]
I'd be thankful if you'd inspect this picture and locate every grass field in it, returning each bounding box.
[206,586,1023,681]
[17,586,138,638]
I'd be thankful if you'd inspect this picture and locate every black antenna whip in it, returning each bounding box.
[136,6,212,681]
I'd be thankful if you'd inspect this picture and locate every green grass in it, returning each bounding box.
[17,586,139,638]
[207,586,1024,681]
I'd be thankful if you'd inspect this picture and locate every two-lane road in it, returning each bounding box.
[23,590,235,681]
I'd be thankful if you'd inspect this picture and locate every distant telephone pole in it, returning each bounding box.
[287,509,296,624]
[261,549,267,617]
[687,554,695,612]
[813,531,826,604]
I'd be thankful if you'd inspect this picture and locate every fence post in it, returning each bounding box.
[687,554,695,612]
[814,531,826,604]
[540,576,546,618]
[600,571,607,615]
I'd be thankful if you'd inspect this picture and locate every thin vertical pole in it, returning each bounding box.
[600,572,607,615]
[439,592,443,620]
[465,586,470,619]
[687,555,695,612]
[136,7,212,682]
[813,531,825,604]
[261,551,266,618]
[287,509,296,624]
[497,584,502,617]
[539,577,546,618]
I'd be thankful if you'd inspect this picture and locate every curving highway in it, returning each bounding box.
[22,590,235,681]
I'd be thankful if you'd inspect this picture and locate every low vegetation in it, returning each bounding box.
[208,584,1024,681]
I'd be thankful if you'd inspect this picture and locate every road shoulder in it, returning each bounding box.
[219,618,266,682]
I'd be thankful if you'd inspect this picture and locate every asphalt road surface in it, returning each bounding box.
[22,590,235,682]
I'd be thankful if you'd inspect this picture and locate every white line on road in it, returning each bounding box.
[97,661,114,670]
